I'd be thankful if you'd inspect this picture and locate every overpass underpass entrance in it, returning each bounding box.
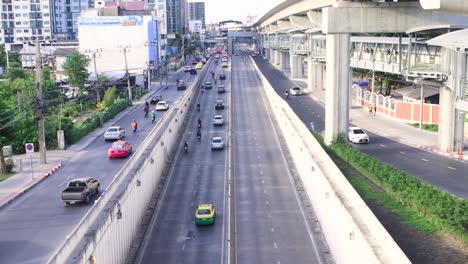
[227,32,259,54]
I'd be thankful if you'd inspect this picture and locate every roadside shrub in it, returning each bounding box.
[327,141,468,243]
[102,86,116,107]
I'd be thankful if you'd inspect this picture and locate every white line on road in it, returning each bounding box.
[277,261,281,264]
[260,170,263,175]
[399,151,406,154]
[379,144,386,148]
[448,166,456,170]
[264,189,267,194]
[422,158,429,162]
[271,227,274,232]
[274,242,278,249]
[265,200,269,205]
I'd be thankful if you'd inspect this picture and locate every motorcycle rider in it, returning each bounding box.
[197,128,201,141]
[150,110,156,123]
[144,104,149,117]
[184,140,189,152]
[197,118,202,128]
[197,103,200,112]
[131,119,138,132]
[285,89,290,99]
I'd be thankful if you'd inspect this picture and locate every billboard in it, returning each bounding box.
[78,16,144,27]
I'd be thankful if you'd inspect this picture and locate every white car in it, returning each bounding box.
[213,115,224,126]
[289,86,303,96]
[104,126,125,141]
[348,127,370,144]
[222,57,228,62]
[184,66,191,72]
[155,101,169,111]
[211,137,224,150]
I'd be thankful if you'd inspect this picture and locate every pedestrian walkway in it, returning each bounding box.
[271,62,468,161]
[0,68,184,209]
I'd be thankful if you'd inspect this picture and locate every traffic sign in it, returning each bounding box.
[25,143,34,155]
[96,102,103,111]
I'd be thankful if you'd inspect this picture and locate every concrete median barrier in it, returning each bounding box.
[250,57,410,264]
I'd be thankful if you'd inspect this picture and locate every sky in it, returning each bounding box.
[201,0,284,24]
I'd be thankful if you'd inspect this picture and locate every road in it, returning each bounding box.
[0,69,199,264]
[137,55,327,263]
[253,56,468,199]
[137,60,230,263]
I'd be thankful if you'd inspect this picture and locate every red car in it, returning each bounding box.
[108,140,132,158]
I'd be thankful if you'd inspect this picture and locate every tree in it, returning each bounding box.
[62,52,90,90]
[0,136,6,174]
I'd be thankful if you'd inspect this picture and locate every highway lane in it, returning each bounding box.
[0,69,199,264]
[137,61,230,263]
[253,57,468,199]
[232,57,326,262]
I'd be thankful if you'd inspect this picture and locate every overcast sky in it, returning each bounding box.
[201,0,284,24]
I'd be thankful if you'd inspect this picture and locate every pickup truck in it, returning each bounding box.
[61,177,100,205]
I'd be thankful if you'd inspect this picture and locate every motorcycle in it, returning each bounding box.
[197,122,201,129]
[197,104,200,112]
[151,116,156,123]
[184,144,188,153]
[144,106,149,117]
[197,133,201,141]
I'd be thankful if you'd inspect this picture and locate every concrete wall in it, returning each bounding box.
[48,62,210,264]
[251,58,410,264]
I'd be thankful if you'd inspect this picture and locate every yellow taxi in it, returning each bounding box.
[195,63,203,70]
[195,204,216,225]
[221,62,229,68]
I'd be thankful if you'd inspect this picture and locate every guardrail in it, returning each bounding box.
[251,57,410,264]
[48,63,210,264]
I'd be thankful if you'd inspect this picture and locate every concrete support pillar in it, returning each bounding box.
[438,86,455,152]
[290,54,298,78]
[317,63,324,90]
[454,109,465,154]
[296,56,304,78]
[324,33,350,145]
[280,52,288,70]
[274,50,280,65]
[307,56,315,90]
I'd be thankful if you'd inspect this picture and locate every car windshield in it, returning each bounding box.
[292,87,300,91]
[353,129,365,134]
[215,117,222,120]
[112,144,124,149]
[157,102,165,106]
[107,128,117,132]
[213,139,222,143]
[197,209,211,215]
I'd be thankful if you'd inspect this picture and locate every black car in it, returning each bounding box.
[219,73,226,80]
[190,69,197,75]
[215,100,225,110]
[217,85,226,93]
[177,81,187,90]
[205,82,213,89]
[150,95,162,104]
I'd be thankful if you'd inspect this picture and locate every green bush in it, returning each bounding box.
[326,139,468,243]
[67,98,128,144]
[102,86,116,107]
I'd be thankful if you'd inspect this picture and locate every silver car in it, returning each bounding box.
[104,126,125,141]
[211,137,224,150]
[213,115,224,126]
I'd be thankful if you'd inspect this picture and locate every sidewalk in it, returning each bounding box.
[272,63,468,161]
[0,68,184,209]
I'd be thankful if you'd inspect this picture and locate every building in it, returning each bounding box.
[51,0,93,41]
[166,0,188,34]
[189,20,202,34]
[0,0,53,48]
[78,14,160,77]
[188,0,205,29]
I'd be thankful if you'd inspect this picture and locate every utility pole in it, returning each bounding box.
[35,39,46,164]
[147,61,151,92]
[122,46,132,106]
[92,52,103,127]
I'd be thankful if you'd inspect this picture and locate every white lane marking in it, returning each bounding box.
[274,242,278,249]
[260,170,263,175]
[264,189,267,194]
[182,244,185,251]
[271,227,274,232]
[265,200,269,205]
[448,166,456,170]
[399,151,406,154]
[422,158,429,162]
[379,144,386,148]
[277,261,281,264]
[262,179,265,184]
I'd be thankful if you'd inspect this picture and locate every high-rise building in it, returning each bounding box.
[51,0,93,40]
[165,0,187,34]
[188,1,204,29]
[0,0,53,47]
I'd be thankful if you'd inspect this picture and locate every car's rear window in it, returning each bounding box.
[107,128,117,132]
[353,129,365,134]
[213,139,222,143]
[112,144,124,149]
[293,87,300,90]
[198,209,211,215]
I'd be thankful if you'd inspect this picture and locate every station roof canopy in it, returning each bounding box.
[427,28,468,48]
[406,24,468,34]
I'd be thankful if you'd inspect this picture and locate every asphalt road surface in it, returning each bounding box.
[231,56,326,263]
[136,61,230,263]
[0,70,199,264]
[253,56,468,199]
[137,55,327,263]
